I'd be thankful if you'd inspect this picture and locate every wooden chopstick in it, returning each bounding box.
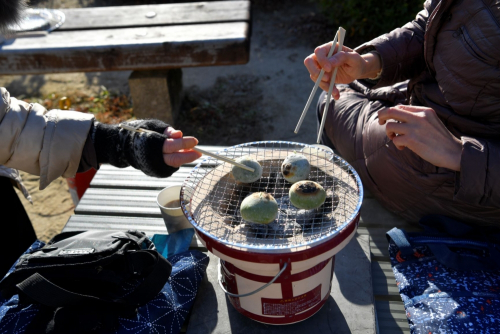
[294,31,340,134]
[192,147,255,172]
[317,27,346,144]
[118,124,255,172]
[119,123,156,134]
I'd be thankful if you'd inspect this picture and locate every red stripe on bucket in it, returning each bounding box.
[196,214,359,264]
[236,293,330,325]
[222,258,332,284]
[280,261,294,299]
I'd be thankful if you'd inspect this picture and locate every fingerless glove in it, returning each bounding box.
[92,119,179,178]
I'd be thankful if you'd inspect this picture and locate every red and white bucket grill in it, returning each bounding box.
[181,141,363,325]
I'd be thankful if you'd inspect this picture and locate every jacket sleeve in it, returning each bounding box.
[0,87,95,190]
[454,137,500,208]
[355,0,437,88]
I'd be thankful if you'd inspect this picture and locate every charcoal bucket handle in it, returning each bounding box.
[217,259,288,298]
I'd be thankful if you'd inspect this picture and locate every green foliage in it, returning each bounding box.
[317,0,424,46]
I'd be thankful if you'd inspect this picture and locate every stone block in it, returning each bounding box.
[128,69,182,125]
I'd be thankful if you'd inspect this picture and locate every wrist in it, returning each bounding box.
[360,52,382,79]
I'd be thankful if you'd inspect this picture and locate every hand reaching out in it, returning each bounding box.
[378,105,462,171]
[93,120,202,178]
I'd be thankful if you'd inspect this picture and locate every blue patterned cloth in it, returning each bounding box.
[388,234,500,333]
[0,241,209,334]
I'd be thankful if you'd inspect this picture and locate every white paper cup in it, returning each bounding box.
[156,185,193,234]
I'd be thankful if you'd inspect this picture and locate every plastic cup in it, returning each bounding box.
[156,185,193,234]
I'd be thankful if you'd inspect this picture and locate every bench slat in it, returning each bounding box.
[59,1,250,31]
[90,170,195,190]
[376,301,410,333]
[359,198,409,228]
[0,22,249,74]
[63,215,204,248]
[372,260,400,297]
[75,188,162,217]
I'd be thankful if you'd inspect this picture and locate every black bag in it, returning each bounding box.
[0,230,172,333]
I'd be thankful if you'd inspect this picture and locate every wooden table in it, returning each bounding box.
[63,145,414,333]
[0,1,251,123]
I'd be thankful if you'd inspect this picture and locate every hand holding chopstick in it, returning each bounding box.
[119,124,255,172]
[317,27,346,143]
[294,31,340,134]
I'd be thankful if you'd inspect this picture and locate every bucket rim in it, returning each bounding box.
[180,140,364,252]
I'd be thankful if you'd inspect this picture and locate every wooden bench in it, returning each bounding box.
[63,145,415,333]
[0,1,251,125]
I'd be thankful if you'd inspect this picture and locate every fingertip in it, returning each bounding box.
[319,82,329,92]
[183,136,196,141]
[182,136,199,149]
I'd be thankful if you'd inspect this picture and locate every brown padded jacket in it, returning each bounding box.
[355,0,500,222]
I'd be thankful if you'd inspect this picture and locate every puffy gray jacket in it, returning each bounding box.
[358,0,500,210]
[0,88,94,191]
[1,1,95,197]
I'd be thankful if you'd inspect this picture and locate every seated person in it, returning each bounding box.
[0,0,203,276]
[0,85,202,276]
[304,0,500,226]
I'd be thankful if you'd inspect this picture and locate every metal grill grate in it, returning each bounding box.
[181,141,363,251]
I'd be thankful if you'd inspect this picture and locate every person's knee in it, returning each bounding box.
[316,85,370,162]
[316,91,328,122]
[316,85,353,148]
